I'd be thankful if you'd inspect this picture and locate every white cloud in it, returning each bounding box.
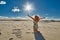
[11,16,30,20]
[0,16,29,20]
[0,16,60,21]
[0,16,8,19]
[12,7,21,12]
[0,1,6,4]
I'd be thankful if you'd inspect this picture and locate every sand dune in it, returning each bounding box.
[0,21,60,40]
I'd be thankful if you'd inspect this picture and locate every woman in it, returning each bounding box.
[28,15,40,32]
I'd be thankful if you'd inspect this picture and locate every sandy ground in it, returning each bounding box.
[0,21,60,40]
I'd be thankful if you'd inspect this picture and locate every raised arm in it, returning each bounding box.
[28,15,34,20]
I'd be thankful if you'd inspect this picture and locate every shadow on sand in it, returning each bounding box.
[34,31,45,40]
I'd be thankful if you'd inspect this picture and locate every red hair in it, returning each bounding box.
[34,15,40,22]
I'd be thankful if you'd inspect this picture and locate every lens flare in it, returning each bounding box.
[24,2,34,13]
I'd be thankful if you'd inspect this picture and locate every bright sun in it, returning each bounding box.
[24,2,34,13]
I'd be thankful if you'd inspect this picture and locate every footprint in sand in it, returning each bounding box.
[28,29,31,30]
[0,32,1,35]
[12,29,22,38]
[26,32,34,34]
[0,30,1,35]
[9,38,13,40]
[26,32,30,33]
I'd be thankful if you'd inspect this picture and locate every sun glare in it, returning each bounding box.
[24,2,34,13]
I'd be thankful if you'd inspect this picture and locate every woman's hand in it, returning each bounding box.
[28,15,34,20]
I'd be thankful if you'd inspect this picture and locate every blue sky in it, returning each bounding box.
[0,0,60,19]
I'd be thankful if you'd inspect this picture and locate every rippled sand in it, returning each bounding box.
[0,21,60,40]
